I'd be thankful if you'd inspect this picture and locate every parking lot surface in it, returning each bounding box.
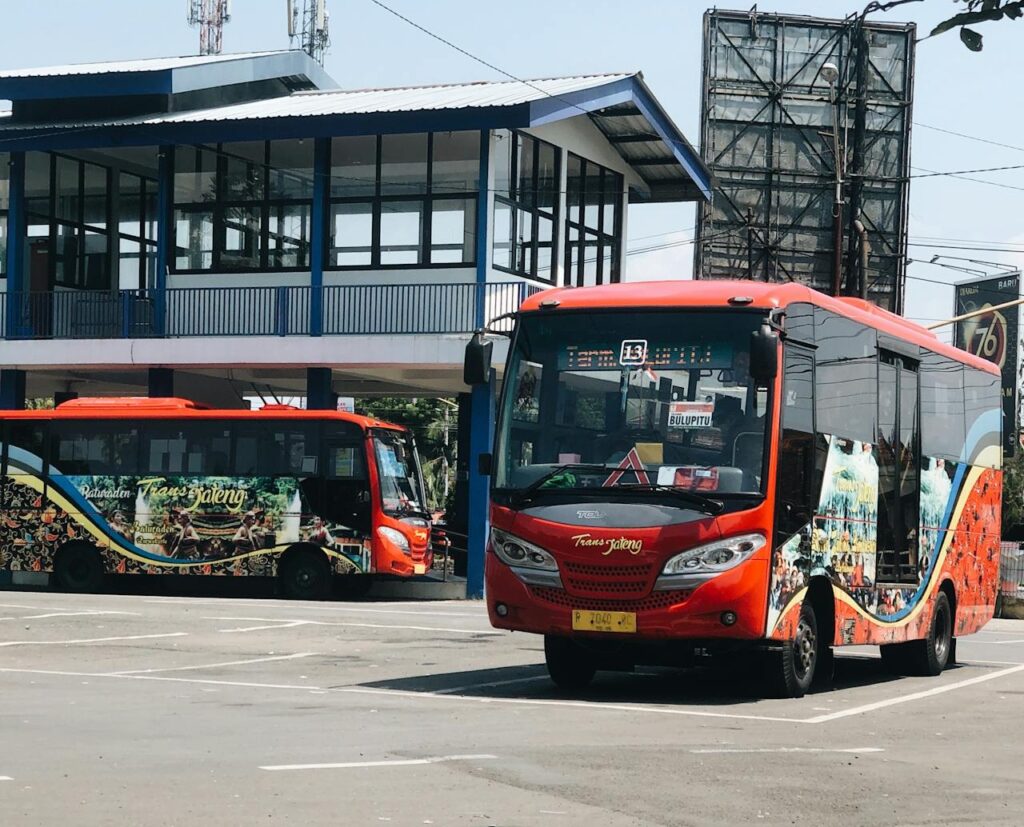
[1,589,1023,826]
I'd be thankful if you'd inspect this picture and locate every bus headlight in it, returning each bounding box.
[490,528,558,572]
[655,533,765,590]
[377,526,411,555]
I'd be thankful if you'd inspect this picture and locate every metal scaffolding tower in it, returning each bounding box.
[187,0,232,56]
[695,9,916,313]
[288,0,331,66]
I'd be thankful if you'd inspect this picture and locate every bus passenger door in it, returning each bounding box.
[876,352,920,584]
[319,436,372,538]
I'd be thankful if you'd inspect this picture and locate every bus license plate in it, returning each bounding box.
[572,609,636,634]
[414,564,426,575]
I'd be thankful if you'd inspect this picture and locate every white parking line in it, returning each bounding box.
[0,610,140,621]
[0,776,12,781]
[435,675,551,695]
[990,639,1024,645]
[206,615,502,636]
[105,652,317,676]
[0,632,188,648]
[259,754,498,772]
[805,663,1024,723]
[691,747,884,755]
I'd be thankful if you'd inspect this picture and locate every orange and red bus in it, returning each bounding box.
[0,397,432,598]
[480,281,1002,696]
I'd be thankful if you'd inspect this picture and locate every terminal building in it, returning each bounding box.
[0,50,710,593]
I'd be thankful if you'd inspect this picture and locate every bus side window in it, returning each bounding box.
[51,422,140,476]
[315,423,371,535]
[7,421,49,476]
[776,345,816,541]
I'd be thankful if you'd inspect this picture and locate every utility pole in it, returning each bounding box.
[187,0,232,56]
[821,61,844,298]
[288,0,331,65]
[845,17,870,301]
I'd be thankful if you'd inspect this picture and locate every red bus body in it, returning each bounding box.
[486,281,1001,689]
[0,398,432,591]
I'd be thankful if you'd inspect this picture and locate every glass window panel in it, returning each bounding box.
[222,141,266,201]
[380,134,428,196]
[119,177,142,238]
[0,151,10,212]
[814,309,877,442]
[220,204,262,269]
[582,231,599,286]
[515,208,533,275]
[517,135,536,208]
[535,142,558,212]
[119,237,141,290]
[431,131,480,193]
[25,152,51,213]
[268,139,315,199]
[430,198,476,264]
[536,215,553,283]
[331,201,373,266]
[267,202,311,268]
[493,130,512,197]
[54,223,79,287]
[379,200,423,264]
[174,209,213,269]
[330,136,377,197]
[492,200,513,270]
[602,170,621,233]
[174,146,217,203]
[55,155,79,223]
[143,189,158,241]
[82,163,108,230]
[82,230,107,289]
[584,163,602,230]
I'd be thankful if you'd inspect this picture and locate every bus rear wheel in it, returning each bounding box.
[279,548,332,600]
[765,602,818,698]
[880,591,953,677]
[53,544,106,593]
[544,635,596,692]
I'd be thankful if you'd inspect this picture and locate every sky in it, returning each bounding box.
[4,0,1023,340]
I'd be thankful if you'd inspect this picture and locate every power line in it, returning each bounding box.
[914,122,1024,154]
[910,163,1024,179]
[911,165,1024,193]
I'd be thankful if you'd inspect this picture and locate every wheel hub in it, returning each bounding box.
[794,618,816,679]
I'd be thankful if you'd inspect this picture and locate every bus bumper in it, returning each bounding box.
[485,553,769,641]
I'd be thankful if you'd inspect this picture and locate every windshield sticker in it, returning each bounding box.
[668,401,714,429]
[619,340,649,366]
[657,465,720,491]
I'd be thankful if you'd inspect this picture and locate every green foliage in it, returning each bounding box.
[1002,451,1024,536]
[357,397,457,512]
[930,0,1024,50]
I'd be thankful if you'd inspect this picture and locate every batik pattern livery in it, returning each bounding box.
[768,427,1001,645]
[1,447,369,578]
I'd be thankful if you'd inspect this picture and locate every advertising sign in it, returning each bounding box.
[954,274,1020,456]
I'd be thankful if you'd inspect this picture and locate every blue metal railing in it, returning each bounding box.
[0,281,539,340]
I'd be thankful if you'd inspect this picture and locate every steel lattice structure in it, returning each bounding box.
[695,9,915,312]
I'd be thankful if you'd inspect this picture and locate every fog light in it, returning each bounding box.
[720,611,738,626]
[495,602,509,618]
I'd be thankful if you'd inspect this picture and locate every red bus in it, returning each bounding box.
[478,281,1002,697]
[0,397,432,598]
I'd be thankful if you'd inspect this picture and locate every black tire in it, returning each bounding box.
[765,602,818,698]
[906,591,953,676]
[544,635,597,692]
[53,544,105,593]
[879,592,954,677]
[279,549,332,600]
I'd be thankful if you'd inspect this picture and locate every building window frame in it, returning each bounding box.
[492,130,560,284]
[327,132,479,270]
[563,151,623,288]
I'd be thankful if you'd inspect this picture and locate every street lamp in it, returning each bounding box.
[820,62,844,297]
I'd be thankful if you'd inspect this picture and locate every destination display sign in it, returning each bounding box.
[559,341,733,372]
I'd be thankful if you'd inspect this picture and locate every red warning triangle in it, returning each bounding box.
[603,446,650,487]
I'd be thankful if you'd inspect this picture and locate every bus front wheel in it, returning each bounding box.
[544,635,596,692]
[765,602,818,698]
[279,548,332,600]
[53,544,106,593]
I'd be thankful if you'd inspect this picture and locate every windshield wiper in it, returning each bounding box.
[615,484,725,515]
[512,464,620,506]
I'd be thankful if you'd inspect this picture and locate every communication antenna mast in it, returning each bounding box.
[287,0,330,65]
[187,0,232,56]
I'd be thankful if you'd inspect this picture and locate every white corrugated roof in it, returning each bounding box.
[0,51,297,79]
[147,73,636,124]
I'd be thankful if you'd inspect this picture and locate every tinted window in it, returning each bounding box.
[6,420,48,473]
[814,309,876,443]
[784,302,815,344]
[776,346,816,539]
[261,423,318,477]
[323,421,367,480]
[964,367,1001,467]
[920,352,964,461]
[51,422,140,475]
[143,423,232,476]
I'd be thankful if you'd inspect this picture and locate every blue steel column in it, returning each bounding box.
[154,145,172,336]
[310,138,329,336]
[5,152,25,339]
[0,370,27,410]
[466,131,493,599]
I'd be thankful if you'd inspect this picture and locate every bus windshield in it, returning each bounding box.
[372,429,427,517]
[495,310,769,499]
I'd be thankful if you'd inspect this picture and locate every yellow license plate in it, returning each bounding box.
[572,609,637,634]
[414,564,426,575]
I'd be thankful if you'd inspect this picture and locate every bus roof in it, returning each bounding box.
[0,397,406,430]
[519,280,1000,376]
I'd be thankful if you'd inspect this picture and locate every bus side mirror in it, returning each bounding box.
[464,332,493,386]
[750,324,779,384]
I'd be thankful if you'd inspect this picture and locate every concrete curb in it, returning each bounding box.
[369,577,470,601]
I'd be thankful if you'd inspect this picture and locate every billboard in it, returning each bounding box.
[954,274,1021,456]
[696,9,915,312]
